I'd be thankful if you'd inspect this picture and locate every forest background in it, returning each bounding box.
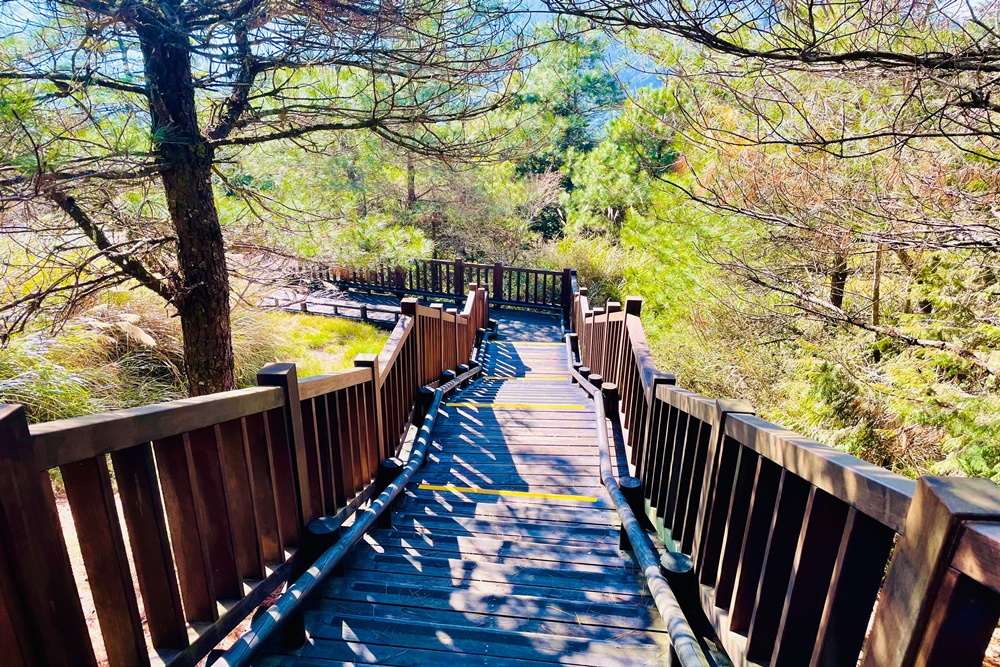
[2,2,999,484]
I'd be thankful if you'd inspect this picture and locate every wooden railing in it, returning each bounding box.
[0,287,488,667]
[299,258,575,322]
[570,287,1000,667]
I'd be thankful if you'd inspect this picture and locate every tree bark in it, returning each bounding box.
[137,13,235,395]
[872,243,883,362]
[829,254,849,310]
[872,244,882,326]
[406,154,417,209]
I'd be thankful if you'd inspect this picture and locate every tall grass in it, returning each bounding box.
[0,291,387,424]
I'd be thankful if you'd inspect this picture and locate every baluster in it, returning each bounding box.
[62,456,149,666]
[111,443,188,648]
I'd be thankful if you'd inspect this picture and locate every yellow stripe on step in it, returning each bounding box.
[445,402,585,409]
[418,483,597,503]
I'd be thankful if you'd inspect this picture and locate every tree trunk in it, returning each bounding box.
[872,244,883,363]
[138,16,235,396]
[830,254,849,310]
[406,154,417,209]
[872,244,882,326]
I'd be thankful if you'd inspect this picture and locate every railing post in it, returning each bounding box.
[400,297,418,382]
[493,262,503,304]
[618,296,642,388]
[257,362,316,525]
[478,286,489,330]
[454,257,464,296]
[604,301,622,382]
[862,477,1000,667]
[447,307,459,369]
[353,354,386,460]
[394,266,405,291]
[561,267,572,327]
[431,303,445,378]
[0,405,96,666]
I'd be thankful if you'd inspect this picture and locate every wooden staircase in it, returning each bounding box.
[259,336,678,665]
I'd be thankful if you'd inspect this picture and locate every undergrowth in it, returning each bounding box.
[0,292,387,424]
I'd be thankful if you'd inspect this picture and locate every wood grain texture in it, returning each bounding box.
[30,387,283,469]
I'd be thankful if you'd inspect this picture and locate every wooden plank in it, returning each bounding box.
[362,531,622,567]
[405,486,616,511]
[334,554,648,604]
[333,388,355,505]
[31,387,283,469]
[263,407,300,549]
[770,489,849,667]
[394,500,615,526]
[62,456,149,666]
[390,513,617,545]
[258,641,569,667]
[730,457,782,632]
[297,368,371,401]
[340,552,651,592]
[746,471,811,661]
[301,610,670,667]
[713,446,757,600]
[0,405,96,667]
[216,418,264,580]
[154,434,214,622]
[951,522,1000,593]
[316,598,667,645]
[809,508,894,667]
[111,443,188,648]
[308,395,335,515]
[678,418,712,553]
[911,567,1000,667]
[242,412,283,564]
[186,426,242,601]
[0,535,32,666]
[258,364,318,524]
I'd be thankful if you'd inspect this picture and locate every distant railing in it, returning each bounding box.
[570,287,1000,667]
[0,287,489,667]
[297,258,576,324]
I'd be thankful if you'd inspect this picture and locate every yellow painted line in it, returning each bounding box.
[419,483,597,503]
[445,402,585,409]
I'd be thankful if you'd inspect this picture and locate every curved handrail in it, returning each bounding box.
[564,335,711,667]
[211,362,483,667]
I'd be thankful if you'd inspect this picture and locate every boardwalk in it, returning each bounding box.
[257,315,674,666]
[7,262,998,667]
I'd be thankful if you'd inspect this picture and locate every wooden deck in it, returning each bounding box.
[6,264,999,667]
[257,321,673,665]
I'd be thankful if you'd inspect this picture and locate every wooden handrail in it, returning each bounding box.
[30,387,284,470]
[570,288,1000,667]
[297,367,371,400]
[0,286,489,667]
[298,258,570,319]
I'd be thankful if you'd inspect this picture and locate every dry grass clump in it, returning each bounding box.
[0,290,387,424]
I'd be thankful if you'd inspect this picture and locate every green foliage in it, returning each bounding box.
[511,20,625,175]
